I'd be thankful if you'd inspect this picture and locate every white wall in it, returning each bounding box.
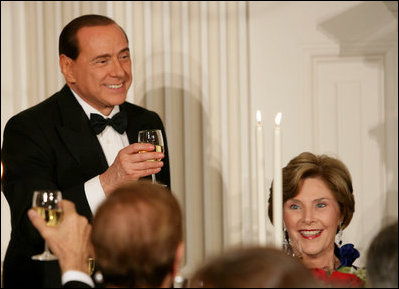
[249,1,398,266]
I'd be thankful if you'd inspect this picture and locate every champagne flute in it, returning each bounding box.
[138,129,164,184]
[31,189,63,261]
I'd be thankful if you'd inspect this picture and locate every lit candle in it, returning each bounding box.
[256,110,266,245]
[273,112,283,248]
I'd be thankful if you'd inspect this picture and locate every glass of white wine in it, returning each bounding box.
[138,129,164,184]
[31,189,63,261]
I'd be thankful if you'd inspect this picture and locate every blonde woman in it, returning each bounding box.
[268,152,366,287]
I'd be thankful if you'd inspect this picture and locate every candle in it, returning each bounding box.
[273,112,283,248]
[256,110,266,245]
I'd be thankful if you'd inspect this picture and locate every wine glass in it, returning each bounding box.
[138,129,164,184]
[31,189,63,261]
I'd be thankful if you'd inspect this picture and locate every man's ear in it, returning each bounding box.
[59,54,76,84]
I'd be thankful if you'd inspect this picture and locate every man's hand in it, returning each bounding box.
[28,200,92,274]
[99,142,165,196]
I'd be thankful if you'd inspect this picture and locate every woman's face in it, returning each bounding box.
[283,177,342,259]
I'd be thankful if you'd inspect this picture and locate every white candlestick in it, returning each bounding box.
[256,110,266,245]
[273,112,283,248]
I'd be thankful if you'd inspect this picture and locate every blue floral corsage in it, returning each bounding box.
[334,243,367,286]
[335,243,360,268]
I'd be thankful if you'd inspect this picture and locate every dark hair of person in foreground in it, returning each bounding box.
[92,181,183,287]
[366,221,398,288]
[188,246,321,288]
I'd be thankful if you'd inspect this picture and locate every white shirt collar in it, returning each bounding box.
[69,87,120,119]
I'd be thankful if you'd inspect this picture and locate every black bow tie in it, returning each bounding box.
[90,111,128,135]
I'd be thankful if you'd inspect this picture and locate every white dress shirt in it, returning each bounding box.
[62,270,95,287]
[62,89,130,286]
[71,89,130,214]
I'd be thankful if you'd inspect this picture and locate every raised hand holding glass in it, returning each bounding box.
[31,189,63,261]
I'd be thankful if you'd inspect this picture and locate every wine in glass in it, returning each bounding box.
[31,189,63,261]
[138,129,164,184]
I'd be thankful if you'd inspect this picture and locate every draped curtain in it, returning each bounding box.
[1,1,255,275]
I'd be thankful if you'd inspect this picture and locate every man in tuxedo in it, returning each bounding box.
[27,181,183,288]
[1,14,170,287]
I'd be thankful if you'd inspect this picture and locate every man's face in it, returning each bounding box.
[66,24,132,115]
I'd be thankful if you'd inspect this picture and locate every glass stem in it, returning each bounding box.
[152,174,156,184]
[44,241,50,254]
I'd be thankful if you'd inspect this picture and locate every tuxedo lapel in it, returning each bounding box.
[121,103,139,144]
[55,86,108,172]
[121,102,163,145]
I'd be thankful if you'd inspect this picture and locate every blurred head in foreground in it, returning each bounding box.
[188,246,320,288]
[92,181,183,288]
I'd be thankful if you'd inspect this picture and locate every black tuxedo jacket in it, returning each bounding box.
[1,85,170,287]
